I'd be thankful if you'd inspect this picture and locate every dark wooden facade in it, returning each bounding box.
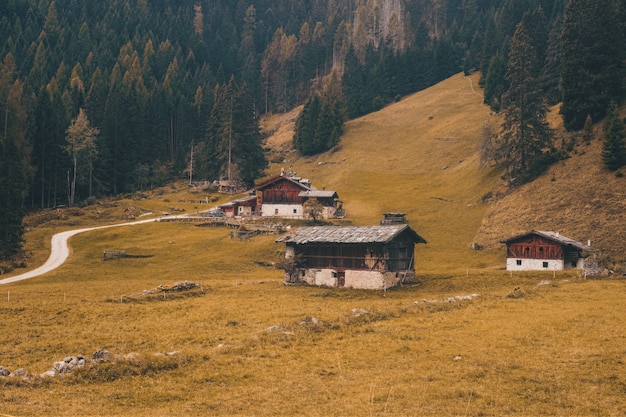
[256,175,309,205]
[276,224,426,289]
[501,230,590,270]
[505,234,564,260]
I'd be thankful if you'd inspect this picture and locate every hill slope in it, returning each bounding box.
[264,72,502,272]
[262,72,626,271]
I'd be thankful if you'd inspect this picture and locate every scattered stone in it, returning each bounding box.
[351,308,369,317]
[413,294,480,305]
[1,349,182,381]
[9,368,29,378]
[506,287,528,299]
[92,349,111,362]
[121,281,203,300]
[453,355,462,361]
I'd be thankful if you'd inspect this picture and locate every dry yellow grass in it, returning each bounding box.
[2,73,626,416]
[268,73,502,272]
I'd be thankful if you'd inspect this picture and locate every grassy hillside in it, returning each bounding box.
[2,73,626,417]
[268,73,503,273]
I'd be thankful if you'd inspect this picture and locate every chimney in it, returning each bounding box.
[381,213,406,225]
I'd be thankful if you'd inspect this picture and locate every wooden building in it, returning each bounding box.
[218,195,257,217]
[255,171,341,219]
[501,230,591,271]
[276,224,426,289]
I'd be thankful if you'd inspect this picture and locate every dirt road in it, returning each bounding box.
[0,218,157,285]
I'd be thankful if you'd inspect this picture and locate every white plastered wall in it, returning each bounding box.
[506,258,564,271]
[261,203,303,218]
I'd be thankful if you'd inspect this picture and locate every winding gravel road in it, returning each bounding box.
[0,218,157,285]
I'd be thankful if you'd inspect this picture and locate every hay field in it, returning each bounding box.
[2,73,626,416]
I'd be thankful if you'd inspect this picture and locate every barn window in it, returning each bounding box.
[516,260,522,266]
[543,262,549,268]
[293,209,297,214]
[275,208,278,215]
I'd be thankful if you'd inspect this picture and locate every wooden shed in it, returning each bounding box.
[501,230,591,271]
[276,224,426,289]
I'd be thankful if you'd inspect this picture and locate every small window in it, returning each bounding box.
[516,260,522,266]
[293,209,297,214]
[301,270,306,276]
[274,208,279,215]
[543,262,549,268]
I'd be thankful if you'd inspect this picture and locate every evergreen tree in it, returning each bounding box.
[560,0,626,130]
[293,95,322,155]
[500,22,554,184]
[0,53,32,259]
[202,77,266,186]
[601,102,626,171]
[542,15,562,106]
[294,71,346,156]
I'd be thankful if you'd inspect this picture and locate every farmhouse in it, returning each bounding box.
[255,169,342,219]
[276,222,426,290]
[501,230,591,271]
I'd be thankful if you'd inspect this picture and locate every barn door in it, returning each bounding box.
[337,271,345,287]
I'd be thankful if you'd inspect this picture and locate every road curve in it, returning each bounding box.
[0,218,157,285]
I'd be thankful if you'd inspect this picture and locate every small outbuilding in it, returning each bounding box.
[501,230,591,271]
[276,223,426,290]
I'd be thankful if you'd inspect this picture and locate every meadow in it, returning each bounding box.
[2,73,625,416]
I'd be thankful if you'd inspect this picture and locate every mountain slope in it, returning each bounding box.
[264,72,502,272]
[262,72,626,272]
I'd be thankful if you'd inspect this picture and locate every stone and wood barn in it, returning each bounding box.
[276,223,426,290]
[501,230,591,271]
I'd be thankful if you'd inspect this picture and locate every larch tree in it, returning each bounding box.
[499,21,553,184]
[65,108,99,206]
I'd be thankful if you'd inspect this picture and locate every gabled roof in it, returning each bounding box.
[276,224,426,245]
[501,230,590,251]
[218,195,257,208]
[255,174,312,191]
[298,190,338,199]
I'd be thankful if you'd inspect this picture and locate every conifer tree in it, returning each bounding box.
[203,77,266,186]
[560,0,626,130]
[0,53,32,259]
[500,22,553,183]
[601,102,626,171]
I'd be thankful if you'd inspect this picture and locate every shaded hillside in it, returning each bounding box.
[262,72,626,271]
[474,133,626,266]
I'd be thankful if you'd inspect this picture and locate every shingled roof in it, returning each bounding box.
[501,230,591,251]
[276,224,426,245]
